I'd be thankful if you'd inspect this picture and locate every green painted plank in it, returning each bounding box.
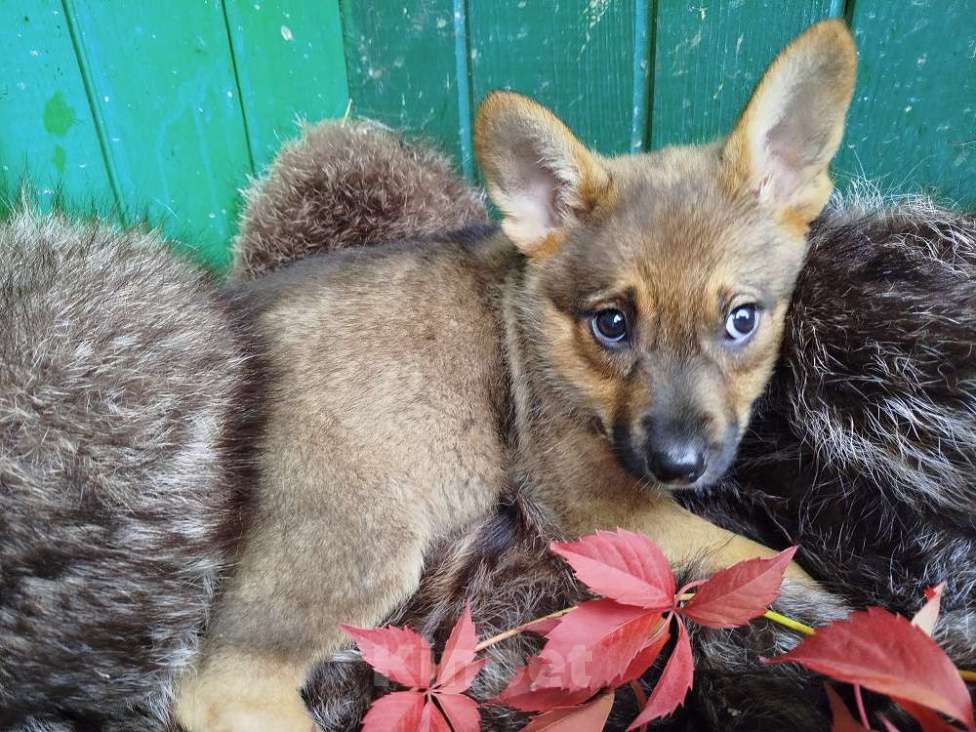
[224,0,350,171]
[64,0,252,269]
[836,0,976,207]
[340,0,467,165]
[0,1,115,214]
[468,0,638,156]
[649,0,835,150]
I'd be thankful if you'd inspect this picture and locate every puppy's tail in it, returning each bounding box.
[230,119,489,280]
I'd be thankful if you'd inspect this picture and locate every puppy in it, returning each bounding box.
[175,20,856,729]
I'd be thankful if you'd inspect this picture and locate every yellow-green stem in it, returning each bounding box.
[762,609,816,636]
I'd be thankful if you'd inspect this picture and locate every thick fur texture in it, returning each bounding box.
[235,123,976,728]
[230,119,488,280]
[305,496,851,732]
[0,211,248,730]
[684,189,976,668]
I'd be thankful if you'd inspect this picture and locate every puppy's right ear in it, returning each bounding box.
[474,92,613,256]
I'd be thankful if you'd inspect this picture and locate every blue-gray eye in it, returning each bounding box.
[725,304,759,342]
[591,309,628,347]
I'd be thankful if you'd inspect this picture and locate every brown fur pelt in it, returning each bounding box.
[230,119,489,280]
[0,210,250,731]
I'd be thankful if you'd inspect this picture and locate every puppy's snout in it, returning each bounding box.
[643,416,708,486]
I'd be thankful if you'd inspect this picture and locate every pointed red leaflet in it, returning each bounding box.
[521,692,615,732]
[627,619,694,729]
[896,697,962,732]
[551,530,676,610]
[911,583,944,638]
[494,657,595,712]
[435,693,481,732]
[765,607,975,729]
[539,599,660,692]
[435,603,484,693]
[681,547,797,628]
[360,691,427,732]
[418,700,452,732]
[825,685,869,732]
[608,623,670,688]
[340,624,434,688]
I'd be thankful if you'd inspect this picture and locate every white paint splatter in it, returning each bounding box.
[584,0,611,30]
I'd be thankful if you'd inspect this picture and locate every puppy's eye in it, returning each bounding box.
[724,304,759,343]
[591,308,629,348]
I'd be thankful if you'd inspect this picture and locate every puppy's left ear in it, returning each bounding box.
[724,20,856,225]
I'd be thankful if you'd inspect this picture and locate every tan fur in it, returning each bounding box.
[175,21,855,729]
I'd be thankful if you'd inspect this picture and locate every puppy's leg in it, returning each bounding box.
[175,652,312,732]
[570,492,815,582]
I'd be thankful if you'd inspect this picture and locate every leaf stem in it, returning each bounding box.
[473,606,576,652]
[853,684,870,729]
[762,609,816,636]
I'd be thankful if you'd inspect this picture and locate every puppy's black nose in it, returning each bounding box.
[647,441,706,485]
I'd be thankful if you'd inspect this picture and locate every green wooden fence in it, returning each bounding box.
[2,1,973,271]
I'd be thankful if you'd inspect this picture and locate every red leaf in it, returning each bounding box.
[627,619,694,729]
[539,599,661,692]
[522,692,615,732]
[361,691,426,732]
[608,624,670,687]
[418,699,451,732]
[897,697,961,732]
[825,685,869,732]
[493,657,594,713]
[435,603,484,692]
[341,624,434,688]
[765,607,975,729]
[912,584,945,638]
[681,547,797,628]
[435,693,481,732]
[551,530,676,610]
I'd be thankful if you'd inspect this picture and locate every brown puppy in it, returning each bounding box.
[175,21,856,730]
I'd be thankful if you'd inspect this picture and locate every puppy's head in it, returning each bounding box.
[476,21,855,490]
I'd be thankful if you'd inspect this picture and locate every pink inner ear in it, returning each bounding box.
[758,77,837,204]
[504,149,564,238]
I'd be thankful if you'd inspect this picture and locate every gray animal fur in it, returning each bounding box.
[0,210,248,730]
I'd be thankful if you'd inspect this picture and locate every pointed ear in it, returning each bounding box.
[723,20,856,225]
[474,91,613,255]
